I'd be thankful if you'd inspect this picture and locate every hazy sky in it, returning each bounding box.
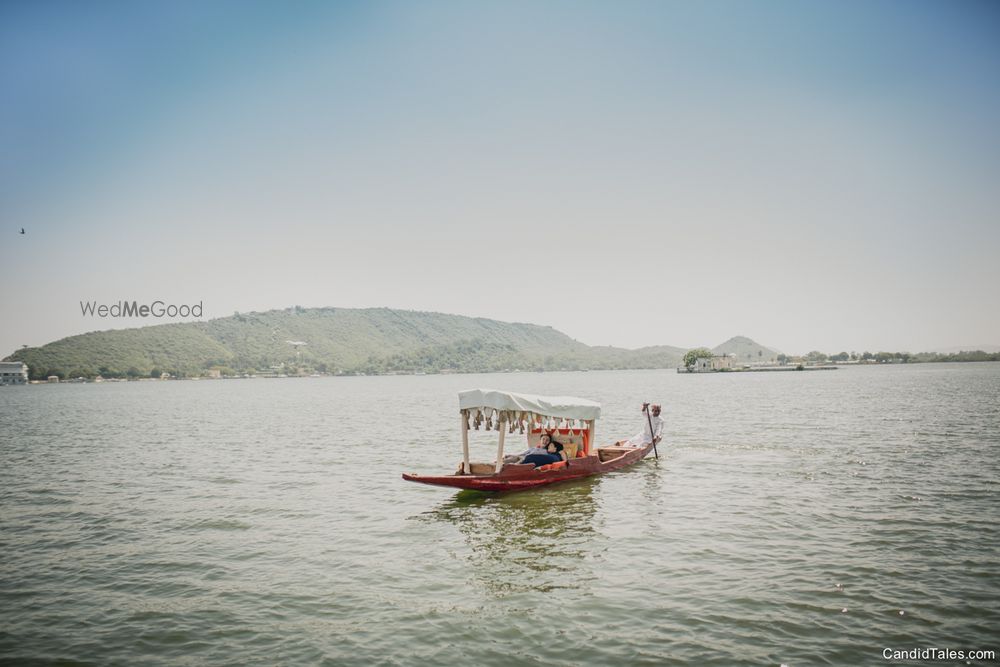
[2,1,998,357]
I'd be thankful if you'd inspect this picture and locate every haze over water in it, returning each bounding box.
[1,364,998,665]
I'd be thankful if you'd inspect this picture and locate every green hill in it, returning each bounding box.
[5,307,687,379]
[712,335,781,364]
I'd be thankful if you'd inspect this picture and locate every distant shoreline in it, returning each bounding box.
[8,358,999,385]
[4,306,997,383]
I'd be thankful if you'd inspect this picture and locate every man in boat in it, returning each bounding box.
[503,433,561,465]
[521,441,565,467]
[623,403,663,448]
[502,433,550,464]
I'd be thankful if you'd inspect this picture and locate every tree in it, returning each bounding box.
[683,347,713,370]
[777,353,788,365]
[806,350,828,363]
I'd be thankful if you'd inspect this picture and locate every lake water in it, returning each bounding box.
[1,364,998,666]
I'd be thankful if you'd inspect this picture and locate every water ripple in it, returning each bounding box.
[1,365,998,665]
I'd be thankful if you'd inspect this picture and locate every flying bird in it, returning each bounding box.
[20,228,25,234]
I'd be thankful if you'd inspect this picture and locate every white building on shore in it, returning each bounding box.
[680,355,736,373]
[0,361,29,385]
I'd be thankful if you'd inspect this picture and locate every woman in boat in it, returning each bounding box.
[505,434,563,466]
[521,439,566,467]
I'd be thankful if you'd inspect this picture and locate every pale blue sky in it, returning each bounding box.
[2,1,999,356]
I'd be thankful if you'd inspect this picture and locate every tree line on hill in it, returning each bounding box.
[788,350,999,364]
[4,307,686,380]
[6,306,996,381]
[682,348,999,369]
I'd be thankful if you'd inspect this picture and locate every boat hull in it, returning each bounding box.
[402,444,654,492]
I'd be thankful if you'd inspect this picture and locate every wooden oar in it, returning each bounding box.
[645,403,659,459]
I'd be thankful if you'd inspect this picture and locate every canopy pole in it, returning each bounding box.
[461,411,470,474]
[587,419,595,456]
[494,417,506,473]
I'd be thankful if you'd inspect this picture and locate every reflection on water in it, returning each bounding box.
[637,457,665,502]
[417,480,600,595]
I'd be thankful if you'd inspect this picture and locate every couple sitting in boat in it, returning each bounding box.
[504,433,567,467]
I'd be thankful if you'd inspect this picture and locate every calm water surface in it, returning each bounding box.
[1,365,998,666]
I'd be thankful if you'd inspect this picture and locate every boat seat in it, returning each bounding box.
[597,447,631,463]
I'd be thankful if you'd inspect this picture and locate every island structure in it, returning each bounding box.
[678,354,836,373]
[0,361,28,385]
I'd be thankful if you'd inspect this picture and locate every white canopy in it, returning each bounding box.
[458,388,601,421]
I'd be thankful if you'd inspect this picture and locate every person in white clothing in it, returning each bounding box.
[624,403,663,447]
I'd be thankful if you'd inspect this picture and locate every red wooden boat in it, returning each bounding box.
[402,389,655,492]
